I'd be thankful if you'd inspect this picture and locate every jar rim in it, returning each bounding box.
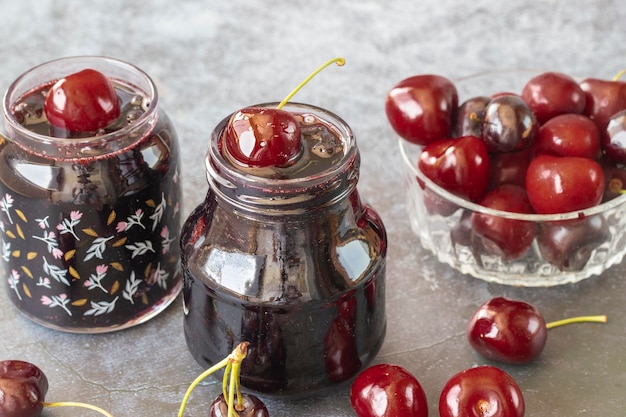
[2,56,159,160]
[206,102,360,212]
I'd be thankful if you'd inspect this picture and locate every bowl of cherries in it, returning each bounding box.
[388,69,626,286]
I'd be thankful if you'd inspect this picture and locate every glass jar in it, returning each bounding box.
[0,56,182,333]
[181,103,387,396]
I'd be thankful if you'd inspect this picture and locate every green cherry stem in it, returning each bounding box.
[276,57,346,110]
[43,401,114,416]
[546,314,607,330]
[177,342,250,417]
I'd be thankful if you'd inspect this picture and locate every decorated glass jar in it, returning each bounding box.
[0,56,182,333]
[180,102,387,397]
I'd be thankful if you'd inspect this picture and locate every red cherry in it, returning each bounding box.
[488,148,531,189]
[44,68,121,132]
[481,95,538,153]
[525,154,604,214]
[324,298,362,382]
[439,365,525,417]
[224,107,302,167]
[208,393,269,417]
[531,113,601,159]
[467,297,547,364]
[386,74,458,145]
[0,360,49,417]
[470,185,536,261]
[521,71,585,124]
[418,136,490,202]
[580,77,626,130]
[350,364,428,417]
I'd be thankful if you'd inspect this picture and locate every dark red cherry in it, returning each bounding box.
[44,68,121,132]
[481,95,538,153]
[601,157,626,202]
[418,136,491,202]
[439,365,525,417]
[488,148,531,189]
[0,360,49,417]
[350,364,428,417]
[386,74,458,145]
[467,297,547,364]
[580,77,626,130]
[470,185,536,261]
[531,113,601,159]
[537,216,609,272]
[453,96,491,137]
[525,154,604,214]
[208,393,269,417]
[603,109,626,163]
[224,106,302,168]
[324,298,362,382]
[521,71,585,124]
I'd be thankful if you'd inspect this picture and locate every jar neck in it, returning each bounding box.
[206,103,360,216]
[2,56,159,161]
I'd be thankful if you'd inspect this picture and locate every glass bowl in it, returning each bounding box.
[399,70,626,286]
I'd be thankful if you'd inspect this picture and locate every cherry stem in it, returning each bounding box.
[177,342,250,417]
[276,57,346,110]
[545,314,607,330]
[43,401,114,417]
[612,69,626,81]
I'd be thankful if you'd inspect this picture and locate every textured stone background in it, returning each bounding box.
[1,1,626,416]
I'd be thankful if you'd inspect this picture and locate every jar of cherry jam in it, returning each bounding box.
[0,57,182,333]
[181,102,387,396]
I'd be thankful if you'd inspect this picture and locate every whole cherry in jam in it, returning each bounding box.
[224,106,302,167]
[439,365,524,417]
[470,185,536,261]
[467,297,607,364]
[525,154,604,214]
[418,135,490,202]
[350,364,428,417]
[521,71,585,124]
[44,68,121,132]
[324,297,362,383]
[385,74,458,145]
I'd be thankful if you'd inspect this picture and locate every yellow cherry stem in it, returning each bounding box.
[545,314,607,330]
[177,342,250,417]
[612,69,626,81]
[43,401,114,417]
[276,57,346,110]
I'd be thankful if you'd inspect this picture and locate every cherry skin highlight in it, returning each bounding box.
[224,107,302,168]
[44,68,121,132]
[350,364,428,417]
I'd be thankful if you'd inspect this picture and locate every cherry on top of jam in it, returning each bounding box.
[224,106,303,168]
[44,68,121,132]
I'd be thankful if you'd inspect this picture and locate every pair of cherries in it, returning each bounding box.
[350,297,606,417]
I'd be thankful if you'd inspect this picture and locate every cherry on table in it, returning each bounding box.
[467,297,607,364]
[385,74,458,145]
[0,360,48,417]
[439,365,525,417]
[44,68,121,132]
[209,393,269,417]
[350,363,428,417]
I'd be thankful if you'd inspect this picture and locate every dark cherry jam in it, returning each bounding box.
[0,57,182,332]
[181,103,387,397]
